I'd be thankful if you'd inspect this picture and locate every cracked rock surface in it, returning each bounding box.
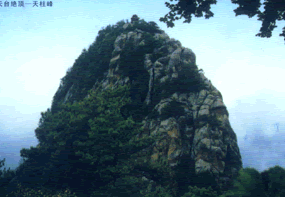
[54,20,243,194]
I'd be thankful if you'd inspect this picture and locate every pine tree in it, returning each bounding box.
[12,83,173,197]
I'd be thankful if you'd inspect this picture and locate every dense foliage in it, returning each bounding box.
[0,159,16,195]
[51,18,164,115]
[159,0,285,44]
[1,17,285,197]
[51,18,167,122]
[117,28,165,123]
[151,62,209,110]
[2,160,285,196]
[10,83,171,196]
[1,82,179,197]
[260,165,285,197]
[51,20,127,114]
[125,19,163,34]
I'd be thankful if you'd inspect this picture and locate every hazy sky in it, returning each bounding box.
[1,0,284,173]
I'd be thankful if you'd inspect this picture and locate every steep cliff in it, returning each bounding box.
[15,15,242,196]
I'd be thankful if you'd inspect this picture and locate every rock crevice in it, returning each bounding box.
[51,16,243,194]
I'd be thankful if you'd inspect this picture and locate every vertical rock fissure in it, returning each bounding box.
[45,16,243,195]
[148,65,155,106]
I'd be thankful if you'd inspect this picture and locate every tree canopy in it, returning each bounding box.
[159,0,285,44]
[4,83,176,197]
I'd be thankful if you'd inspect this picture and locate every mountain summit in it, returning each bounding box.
[53,14,242,195]
[7,15,243,196]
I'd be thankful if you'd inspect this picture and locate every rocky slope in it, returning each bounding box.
[50,15,242,195]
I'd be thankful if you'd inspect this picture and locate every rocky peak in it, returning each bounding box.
[51,15,243,195]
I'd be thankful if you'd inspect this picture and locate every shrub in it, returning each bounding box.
[5,183,78,197]
[181,185,219,197]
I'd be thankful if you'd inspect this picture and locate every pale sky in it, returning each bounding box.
[0,0,284,173]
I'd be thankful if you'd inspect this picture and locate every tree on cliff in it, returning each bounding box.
[9,83,174,197]
[159,0,285,44]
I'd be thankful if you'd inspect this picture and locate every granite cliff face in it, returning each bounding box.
[51,16,243,195]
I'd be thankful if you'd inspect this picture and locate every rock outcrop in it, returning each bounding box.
[50,15,243,195]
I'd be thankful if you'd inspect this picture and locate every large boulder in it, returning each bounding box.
[50,16,243,195]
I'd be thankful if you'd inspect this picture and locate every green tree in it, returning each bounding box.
[0,159,16,192]
[0,158,16,180]
[118,31,165,123]
[181,185,219,197]
[261,165,285,197]
[8,145,60,196]
[220,167,268,197]
[51,20,128,114]
[152,62,208,104]
[66,83,173,196]
[17,158,27,168]
[11,83,174,197]
[0,158,7,179]
[159,0,285,44]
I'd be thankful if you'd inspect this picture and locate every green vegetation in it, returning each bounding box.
[181,186,219,197]
[51,17,165,122]
[125,19,163,34]
[151,62,209,110]
[1,18,284,197]
[2,162,285,196]
[118,28,165,80]
[113,23,165,123]
[260,165,285,197]
[159,0,285,45]
[0,83,174,197]
[51,19,132,114]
